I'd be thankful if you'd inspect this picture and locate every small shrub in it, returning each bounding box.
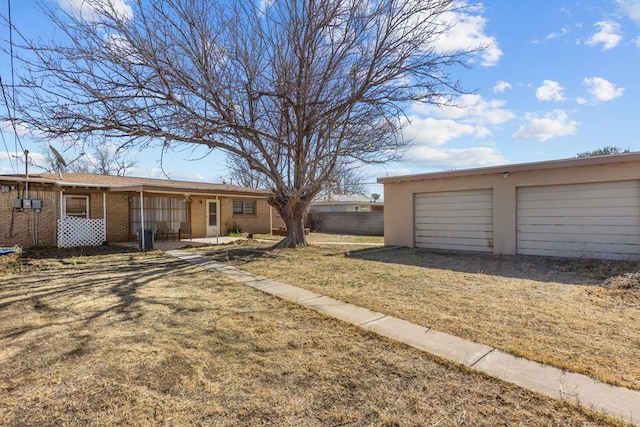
[602,272,640,290]
[226,221,244,236]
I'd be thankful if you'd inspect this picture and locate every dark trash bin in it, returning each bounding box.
[137,228,154,250]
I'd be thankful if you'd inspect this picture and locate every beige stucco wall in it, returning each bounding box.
[383,160,640,255]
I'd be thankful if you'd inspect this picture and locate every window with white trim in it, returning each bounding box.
[233,200,256,215]
[64,195,89,218]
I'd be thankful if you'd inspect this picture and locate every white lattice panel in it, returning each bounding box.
[57,217,107,248]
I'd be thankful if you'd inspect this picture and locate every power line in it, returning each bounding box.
[2,0,25,173]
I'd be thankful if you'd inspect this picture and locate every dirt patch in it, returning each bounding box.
[0,248,617,426]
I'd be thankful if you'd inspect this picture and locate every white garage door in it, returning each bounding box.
[414,189,493,252]
[517,181,640,260]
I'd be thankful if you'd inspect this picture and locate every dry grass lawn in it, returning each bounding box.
[0,246,621,426]
[254,232,384,244]
[200,241,640,393]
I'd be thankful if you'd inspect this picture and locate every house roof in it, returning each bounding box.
[377,152,640,184]
[1,173,270,197]
[311,193,383,205]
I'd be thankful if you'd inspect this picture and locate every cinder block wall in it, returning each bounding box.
[309,211,384,236]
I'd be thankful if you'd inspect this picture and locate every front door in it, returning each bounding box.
[206,200,219,237]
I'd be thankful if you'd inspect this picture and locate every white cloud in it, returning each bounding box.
[406,94,514,147]
[0,147,47,174]
[582,77,625,101]
[402,146,507,169]
[546,25,571,40]
[58,0,133,22]
[1,120,36,139]
[436,4,503,67]
[512,110,580,142]
[403,117,477,146]
[536,80,567,102]
[415,94,514,123]
[493,81,512,93]
[372,166,412,180]
[616,0,640,23]
[533,25,571,44]
[586,20,623,50]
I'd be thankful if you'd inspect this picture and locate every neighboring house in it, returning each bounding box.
[0,173,284,248]
[378,153,640,260]
[308,193,384,213]
[307,193,384,236]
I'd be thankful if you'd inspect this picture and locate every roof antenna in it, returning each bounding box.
[49,145,67,179]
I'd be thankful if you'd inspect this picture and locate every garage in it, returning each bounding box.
[414,189,493,252]
[517,181,640,260]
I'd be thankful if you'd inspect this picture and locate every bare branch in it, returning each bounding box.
[4,0,484,247]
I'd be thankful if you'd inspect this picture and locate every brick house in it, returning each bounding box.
[0,173,284,248]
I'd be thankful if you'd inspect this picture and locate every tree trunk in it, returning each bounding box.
[270,193,309,249]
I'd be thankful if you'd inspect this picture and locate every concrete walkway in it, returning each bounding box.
[165,249,640,426]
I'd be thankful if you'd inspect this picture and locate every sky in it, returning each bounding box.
[1,0,640,198]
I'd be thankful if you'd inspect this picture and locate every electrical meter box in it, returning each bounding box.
[31,199,42,209]
[22,199,32,209]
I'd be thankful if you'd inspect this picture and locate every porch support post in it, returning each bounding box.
[103,192,107,243]
[215,195,219,244]
[269,203,273,236]
[139,191,145,250]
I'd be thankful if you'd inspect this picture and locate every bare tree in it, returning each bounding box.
[32,145,137,176]
[225,153,272,190]
[576,146,631,158]
[6,0,483,247]
[320,163,368,196]
[228,154,368,196]
[87,146,137,176]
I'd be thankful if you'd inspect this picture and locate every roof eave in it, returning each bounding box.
[377,152,640,184]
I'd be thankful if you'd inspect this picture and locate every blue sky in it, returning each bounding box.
[1,0,640,197]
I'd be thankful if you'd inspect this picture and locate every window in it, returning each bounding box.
[130,195,188,235]
[233,200,256,215]
[64,195,89,218]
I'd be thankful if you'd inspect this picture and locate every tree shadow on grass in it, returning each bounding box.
[0,249,276,424]
[200,247,277,264]
[346,246,640,285]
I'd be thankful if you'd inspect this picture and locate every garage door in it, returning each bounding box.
[517,181,640,260]
[414,189,493,252]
